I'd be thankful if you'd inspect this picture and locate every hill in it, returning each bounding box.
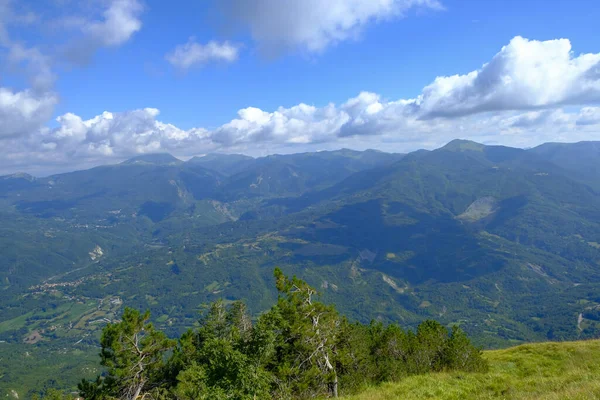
[530,141,600,187]
[345,339,600,400]
[186,153,254,176]
[2,140,600,395]
[121,153,183,166]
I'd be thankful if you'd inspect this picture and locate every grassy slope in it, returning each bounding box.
[345,340,600,400]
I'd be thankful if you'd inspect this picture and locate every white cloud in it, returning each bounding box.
[211,103,348,146]
[0,0,142,143]
[7,43,56,91]
[166,38,240,69]
[576,107,600,126]
[85,0,143,47]
[220,0,442,55]
[0,88,57,139]
[34,108,211,161]
[412,36,600,118]
[3,102,600,176]
[3,36,600,175]
[63,0,144,64]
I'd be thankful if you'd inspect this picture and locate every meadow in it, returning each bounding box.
[345,340,600,400]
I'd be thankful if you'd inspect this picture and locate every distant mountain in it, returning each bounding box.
[4,161,223,222]
[2,140,600,378]
[218,149,406,200]
[0,149,406,225]
[186,153,255,176]
[0,172,36,181]
[122,153,183,166]
[530,141,600,188]
[0,173,37,194]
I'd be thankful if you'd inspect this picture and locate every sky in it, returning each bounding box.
[1,0,600,176]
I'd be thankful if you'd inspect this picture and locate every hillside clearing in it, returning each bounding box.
[344,340,600,400]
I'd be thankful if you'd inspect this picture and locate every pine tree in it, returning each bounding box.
[79,308,174,400]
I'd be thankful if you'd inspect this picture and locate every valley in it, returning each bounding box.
[2,141,600,397]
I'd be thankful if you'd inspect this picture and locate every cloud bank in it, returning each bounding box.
[2,36,600,175]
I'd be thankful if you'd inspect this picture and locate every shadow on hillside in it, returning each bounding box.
[287,199,507,284]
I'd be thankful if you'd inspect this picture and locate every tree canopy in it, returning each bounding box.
[72,268,486,399]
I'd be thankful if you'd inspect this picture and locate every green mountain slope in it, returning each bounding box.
[2,141,600,395]
[2,142,600,345]
[186,153,255,176]
[530,141,600,188]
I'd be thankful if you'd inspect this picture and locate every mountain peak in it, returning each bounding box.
[122,153,182,166]
[1,172,35,181]
[187,153,254,163]
[441,139,486,152]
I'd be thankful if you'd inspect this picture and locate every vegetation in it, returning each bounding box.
[30,338,600,400]
[71,270,485,399]
[344,339,600,400]
[3,141,600,395]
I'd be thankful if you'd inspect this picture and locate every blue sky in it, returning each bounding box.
[1,0,600,175]
[54,0,599,127]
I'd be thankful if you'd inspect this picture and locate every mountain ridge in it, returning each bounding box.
[4,140,599,179]
[1,139,600,359]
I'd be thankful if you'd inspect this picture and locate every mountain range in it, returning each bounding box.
[2,139,600,393]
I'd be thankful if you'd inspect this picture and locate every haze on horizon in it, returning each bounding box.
[0,138,586,178]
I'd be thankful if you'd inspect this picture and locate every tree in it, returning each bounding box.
[411,320,449,373]
[76,269,487,399]
[264,268,342,398]
[32,388,72,400]
[169,300,272,400]
[443,325,487,372]
[80,308,174,400]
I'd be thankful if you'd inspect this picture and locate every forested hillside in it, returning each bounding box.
[2,140,600,396]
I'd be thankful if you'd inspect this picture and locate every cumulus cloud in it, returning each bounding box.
[9,96,600,175]
[0,88,57,138]
[38,108,210,159]
[211,103,348,146]
[412,36,600,118]
[166,38,240,69]
[330,37,600,136]
[86,0,143,47]
[3,36,600,175]
[0,0,143,152]
[0,1,58,152]
[220,0,443,55]
[63,0,143,64]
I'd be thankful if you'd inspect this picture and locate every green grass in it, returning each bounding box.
[0,310,35,333]
[0,301,101,338]
[344,340,600,400]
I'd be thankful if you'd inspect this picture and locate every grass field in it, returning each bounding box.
[344,340,600,400]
